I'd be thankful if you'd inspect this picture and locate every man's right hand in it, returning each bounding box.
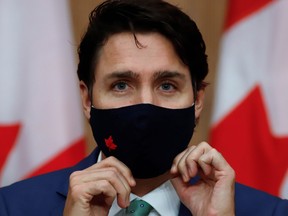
[63,156,136,216]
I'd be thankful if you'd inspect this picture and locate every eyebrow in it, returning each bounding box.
[104,70,186,81]
[105,70,140,80]
[153,70,186,80]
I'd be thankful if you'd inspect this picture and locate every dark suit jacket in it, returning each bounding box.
[0,148,288,216]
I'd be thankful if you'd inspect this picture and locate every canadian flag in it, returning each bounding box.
[210,0,288,198]
[0,0,86,186]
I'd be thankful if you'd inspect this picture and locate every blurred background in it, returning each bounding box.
[1,0,287,199]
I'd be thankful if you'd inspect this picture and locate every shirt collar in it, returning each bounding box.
[109,179,179,216]
[141,180,180,215]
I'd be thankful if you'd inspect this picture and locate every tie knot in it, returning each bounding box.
[126,199,153,216]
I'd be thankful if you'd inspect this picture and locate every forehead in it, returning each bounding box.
[95,32,190,78]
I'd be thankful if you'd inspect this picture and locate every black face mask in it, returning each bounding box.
[90,103,195,179]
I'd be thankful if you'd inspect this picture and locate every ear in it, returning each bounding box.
[195,89,205,119]
[79,81,91,119]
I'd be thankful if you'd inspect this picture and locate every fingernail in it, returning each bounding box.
[170,165,176,173]
[130,178,136,186]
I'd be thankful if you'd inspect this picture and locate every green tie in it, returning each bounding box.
[125,199,153,216]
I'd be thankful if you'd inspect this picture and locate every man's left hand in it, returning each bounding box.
[171,142,235,216]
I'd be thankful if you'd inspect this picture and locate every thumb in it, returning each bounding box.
[171,174,200,191]
[171,176,189,195]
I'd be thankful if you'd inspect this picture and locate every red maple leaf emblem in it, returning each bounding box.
[105,136,117,151]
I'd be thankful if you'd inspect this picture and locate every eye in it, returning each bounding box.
[159,82,176,92]
[112,81,129,91]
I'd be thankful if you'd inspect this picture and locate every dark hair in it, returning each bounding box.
[77,0,208,97]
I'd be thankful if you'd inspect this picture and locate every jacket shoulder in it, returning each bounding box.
[0,148,99,216]
[0,167,72,216]
[235,183,288,215]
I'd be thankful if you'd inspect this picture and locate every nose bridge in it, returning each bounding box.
[138,85,155,104]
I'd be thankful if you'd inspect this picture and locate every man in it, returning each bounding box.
[0,0,287,215]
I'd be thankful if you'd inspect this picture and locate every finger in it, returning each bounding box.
[68,179,117,208]
[186,143,226,181]
[173,142,214,182]
[87,180,117,204]
[71,167,131,192]
[171,145,197,182]
[198,148,234,179]
[170,176,189,198]
[171,149,188,174]
[94,169,131,207]
[184,142,213,174]
[69,168,131,207]
[86,156,136,186]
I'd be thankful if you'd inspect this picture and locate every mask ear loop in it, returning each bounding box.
[192,78,197,106]
[192,79,198,127]
[89,84,95,108]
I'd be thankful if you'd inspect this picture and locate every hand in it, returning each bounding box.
[171,142,235,216]
[63,156,136,216]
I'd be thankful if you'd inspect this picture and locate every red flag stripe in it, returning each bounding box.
[24,138,86,179]
[224,0,273,30]
[0,124,21,174]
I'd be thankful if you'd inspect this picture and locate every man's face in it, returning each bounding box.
[81,32,203,118]
[94,32,194,108]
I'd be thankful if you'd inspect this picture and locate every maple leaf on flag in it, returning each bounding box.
[105,136,117,151]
